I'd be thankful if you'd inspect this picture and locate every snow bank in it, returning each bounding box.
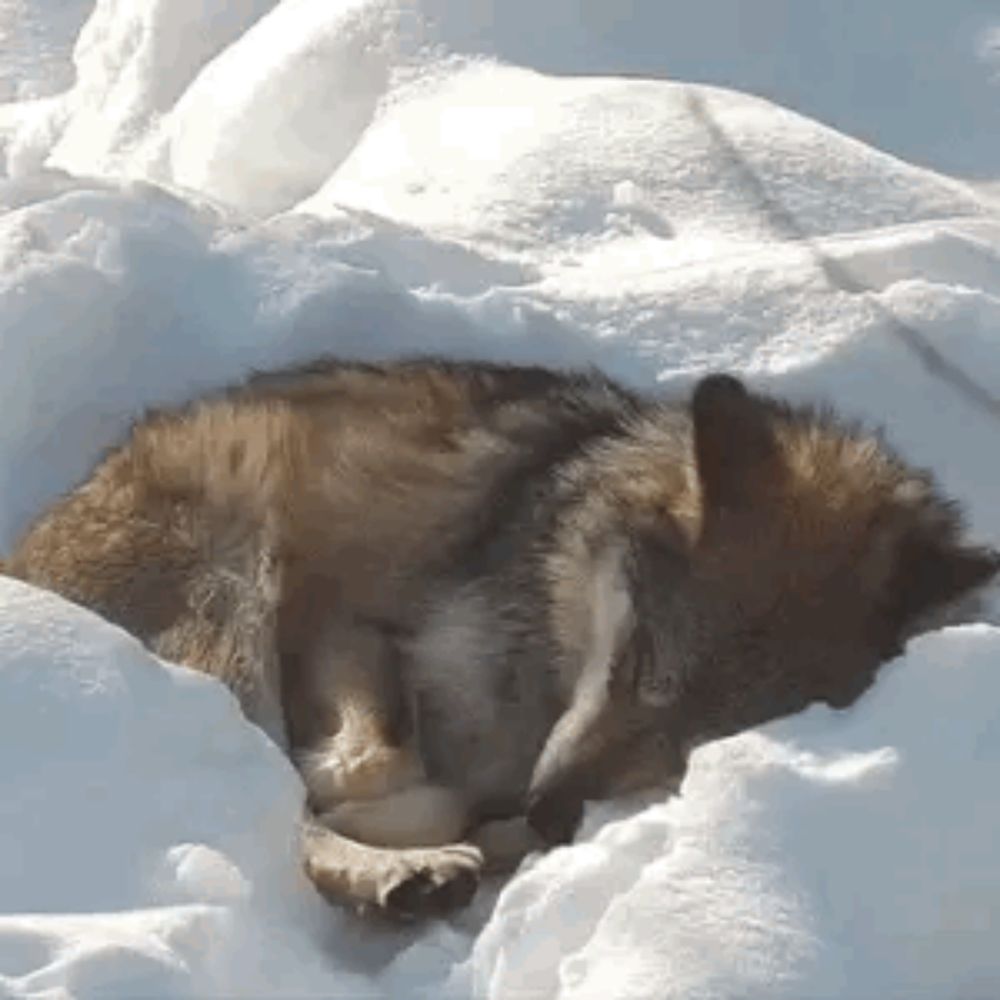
[155,0,405,216]
[45,0,276,176]
[0,576,372,999]
[2,0,1000,997]
[4,0,410,214]
[302,62,982,248]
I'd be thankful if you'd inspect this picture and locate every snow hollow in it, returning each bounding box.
[1,1,1000,997]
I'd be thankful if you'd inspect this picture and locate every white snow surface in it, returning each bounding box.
[2,1,1000,997]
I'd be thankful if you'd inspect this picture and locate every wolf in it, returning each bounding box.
[5,358,997,918]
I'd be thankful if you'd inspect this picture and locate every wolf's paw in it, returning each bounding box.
[304,833,483,919]
[374,843,483,919]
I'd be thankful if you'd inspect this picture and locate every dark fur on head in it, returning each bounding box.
[526,372,999,845]
[674,373,998,733]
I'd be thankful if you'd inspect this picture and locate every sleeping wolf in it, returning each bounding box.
[6,359,997,917]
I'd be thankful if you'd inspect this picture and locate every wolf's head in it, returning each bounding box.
[528,374,999,844]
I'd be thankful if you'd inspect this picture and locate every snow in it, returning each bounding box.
[0,576,368,999]
[303,64,982,247]
[2,1,1000,997]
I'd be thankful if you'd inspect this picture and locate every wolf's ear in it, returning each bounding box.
[890,533,1000,624]
[692,374,781,513]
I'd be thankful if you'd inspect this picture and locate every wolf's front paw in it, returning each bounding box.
[375,843,483,918]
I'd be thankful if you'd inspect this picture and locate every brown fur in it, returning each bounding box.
[5,360,997,917]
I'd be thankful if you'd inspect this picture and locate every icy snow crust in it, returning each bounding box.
[2,1,1000,997]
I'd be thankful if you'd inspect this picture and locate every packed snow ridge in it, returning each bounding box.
[2,1,1000,997]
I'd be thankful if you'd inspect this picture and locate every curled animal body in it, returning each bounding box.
[8,358,997,917]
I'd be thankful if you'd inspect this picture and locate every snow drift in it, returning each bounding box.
[2,0,999,997]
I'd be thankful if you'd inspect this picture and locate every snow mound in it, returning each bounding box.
[45,0,276,177]
[5,0,407,212]
[417,0,1000,181]
[155,0,405,216]
[301,62,983,251]
[0,576,375,999]
[0,577,294,915]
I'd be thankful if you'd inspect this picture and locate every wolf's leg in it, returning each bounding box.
[284,615,426,811]
[318,782,470,848]
[302,818,483,918]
